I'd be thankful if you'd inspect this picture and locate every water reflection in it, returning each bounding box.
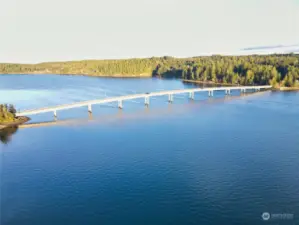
[0,91,268,144]
[0,126,18,144]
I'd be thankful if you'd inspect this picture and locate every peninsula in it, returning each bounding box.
[0,104,29,129]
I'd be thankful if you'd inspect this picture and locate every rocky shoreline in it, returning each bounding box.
[0,116,30,130]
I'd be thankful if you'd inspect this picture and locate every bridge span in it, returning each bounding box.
[16,85,272,117]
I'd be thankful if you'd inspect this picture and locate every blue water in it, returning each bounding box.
[1,75,299,225]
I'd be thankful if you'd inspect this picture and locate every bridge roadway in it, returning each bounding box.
[16,85,272,117]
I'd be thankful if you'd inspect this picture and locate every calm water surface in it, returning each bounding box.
[1,75,299,225]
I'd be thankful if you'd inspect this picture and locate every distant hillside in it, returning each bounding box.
[1,54,299,87]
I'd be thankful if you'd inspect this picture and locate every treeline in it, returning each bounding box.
[0,59,157,76]
[0,54,299,87]
[0,104,16,123]
[153,55,299,87]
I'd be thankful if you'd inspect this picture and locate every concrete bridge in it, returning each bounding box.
[16,85,272,117]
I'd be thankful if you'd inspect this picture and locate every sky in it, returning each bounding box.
[1,0,299,63]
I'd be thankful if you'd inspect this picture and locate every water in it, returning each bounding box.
[1,74,299,225]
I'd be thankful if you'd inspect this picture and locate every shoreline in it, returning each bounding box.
[1,73,298,91]
[278,87,299,91]
[0,72,152,78]
[0,116,30,130]
[182,79,299,91]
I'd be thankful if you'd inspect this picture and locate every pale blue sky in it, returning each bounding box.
[1,0,299,63]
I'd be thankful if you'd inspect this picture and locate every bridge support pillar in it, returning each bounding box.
[189,92,194,100]
[88,111,93,120]
[168,94,173,102]
[54,110,57,118]
[208,91,214,97]
[118,100,123,109]
[88,104,92,113]
[226,89,231,95]
[145,97,150,106]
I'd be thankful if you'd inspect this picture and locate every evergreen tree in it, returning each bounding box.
[245,70,255,85]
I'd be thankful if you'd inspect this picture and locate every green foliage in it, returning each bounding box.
[283,72,295,87]
[1,54,299,87]
[0,104,16,123]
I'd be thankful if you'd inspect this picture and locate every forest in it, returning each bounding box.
[0,54,298,87]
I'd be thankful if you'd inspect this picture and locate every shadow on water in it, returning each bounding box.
[0,126,19,144]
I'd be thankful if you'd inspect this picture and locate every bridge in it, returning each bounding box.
[16,85,272,117]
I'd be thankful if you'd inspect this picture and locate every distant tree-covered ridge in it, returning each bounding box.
[1,54,299,87]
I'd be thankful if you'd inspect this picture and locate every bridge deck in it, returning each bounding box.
[16,85,272,116]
